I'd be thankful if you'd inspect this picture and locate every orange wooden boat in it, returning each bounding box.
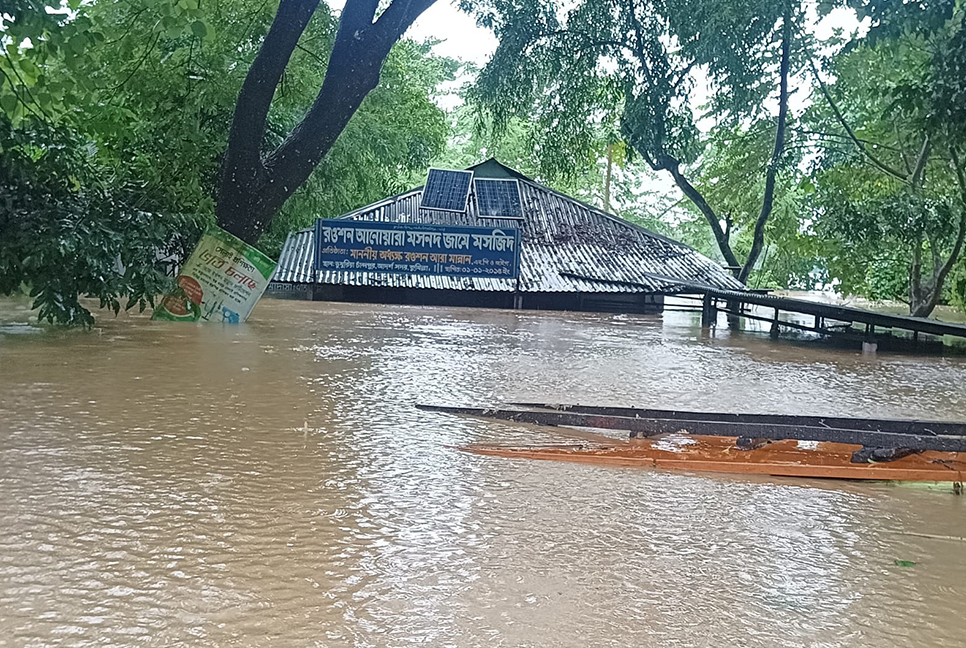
[459,434,966,482]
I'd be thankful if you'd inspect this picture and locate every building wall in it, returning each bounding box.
[307,284,664,314]
[522,292,664,314]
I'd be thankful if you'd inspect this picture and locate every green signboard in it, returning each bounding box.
[153,227,277,323]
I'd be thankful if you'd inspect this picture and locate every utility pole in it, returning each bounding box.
[603,143,614,213]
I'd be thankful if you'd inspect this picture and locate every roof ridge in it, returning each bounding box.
[515,176,712,254]
[472,160,726,270]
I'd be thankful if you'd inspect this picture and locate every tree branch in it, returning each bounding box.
[807,55,910,183]
[216,0,323,241]
[0,65,51,124]
[1,48,54,124]
[110,31,161,100]
[932,145,966,296]
[294,42,327,66]
[374,0,437,42]
[263,0,435,186]
[792,128,905,154]
[663,156,741,271]
[892,117,913,174]
[910,135,930,188]
[223,0,321,179]
[738,10,792,284]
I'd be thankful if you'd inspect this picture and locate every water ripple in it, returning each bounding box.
[1,299,965,647]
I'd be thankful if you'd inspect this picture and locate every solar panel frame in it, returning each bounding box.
[474,178,524,219]
[419,168,474,213]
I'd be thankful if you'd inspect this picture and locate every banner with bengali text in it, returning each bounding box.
[315,219,521,279]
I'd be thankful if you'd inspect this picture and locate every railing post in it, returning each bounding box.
[863,323,877,354]
[701,294,716,328]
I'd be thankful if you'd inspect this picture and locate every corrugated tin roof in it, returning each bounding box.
[272,160,745,294]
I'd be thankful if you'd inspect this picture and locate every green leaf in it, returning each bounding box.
[0,93,18,115]
[34,91,53,112]
[190,20,208,39]
[68,34,87,55]
[894,560,917,567]
[19,58,39,79]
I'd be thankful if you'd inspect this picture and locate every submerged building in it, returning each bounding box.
[269,159,744,313]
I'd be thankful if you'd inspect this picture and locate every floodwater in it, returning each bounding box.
[1,297,965,648]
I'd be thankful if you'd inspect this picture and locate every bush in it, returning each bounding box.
[0,118,205,326]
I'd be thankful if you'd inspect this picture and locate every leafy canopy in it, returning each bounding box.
[1,0,453,325]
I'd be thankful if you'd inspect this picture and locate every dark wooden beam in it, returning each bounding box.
[415,404,966,453]
[512,402,966,436]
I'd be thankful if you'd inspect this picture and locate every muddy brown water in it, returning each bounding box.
[1,297,965,647]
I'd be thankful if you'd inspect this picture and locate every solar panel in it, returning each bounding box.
[474,178,524,219]
[419,168,473,212]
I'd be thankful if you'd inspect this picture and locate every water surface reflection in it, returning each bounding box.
[1,298,965,647]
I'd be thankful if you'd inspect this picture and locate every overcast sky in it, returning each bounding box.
[327,0,863,209]
[405,2,498,65]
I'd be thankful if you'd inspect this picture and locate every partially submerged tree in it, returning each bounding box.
[1,0,448,324]
[217,0,438,244]
[467,0,798,283]
[806,1,966,317]
[686,125,819,290]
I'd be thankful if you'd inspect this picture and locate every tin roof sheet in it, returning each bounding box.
[272,160,744,294]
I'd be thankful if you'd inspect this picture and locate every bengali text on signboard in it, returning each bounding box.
[314,219,521,279]
[153,226,277,323]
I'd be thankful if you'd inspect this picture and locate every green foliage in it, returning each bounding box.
[928,11,966,142]
[5,0,964,324]
[261,39,453,255]
[813,186,960,301]
[1,0,453,323]
[804,4,966,314]
[0,118,203,326]
[465,0,802,282]
[948,259,966,311]
[468,0,794,172]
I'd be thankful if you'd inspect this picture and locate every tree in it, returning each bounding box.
[685,125,820,290]
[805,1,966,317]
[0,119,203,327]
[435,103,625,206]
[466,0,798,283]
[216,0,439,244]
[1,0,451,324]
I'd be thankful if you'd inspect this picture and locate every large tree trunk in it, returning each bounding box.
[216,0,437,245]
[910,289,943,318]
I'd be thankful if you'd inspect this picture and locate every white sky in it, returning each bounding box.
[328,1,863,220]
[405,1,498,66]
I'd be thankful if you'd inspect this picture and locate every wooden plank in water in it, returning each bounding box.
[510,402,966,436]
[460,440,966,482]
[415,404,966,453]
